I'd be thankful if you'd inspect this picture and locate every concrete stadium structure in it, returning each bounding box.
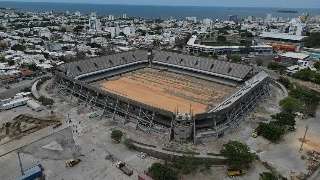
[54,50,269,143]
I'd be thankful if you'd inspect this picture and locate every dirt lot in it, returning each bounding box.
[0,114,61,145]
[92,68,237,114]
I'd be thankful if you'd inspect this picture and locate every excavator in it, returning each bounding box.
[65,158,81,167]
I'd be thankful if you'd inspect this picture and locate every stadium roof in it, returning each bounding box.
[58,50,252,82]
[281,52,310,59]
[259,32,307,41]
[57,50,148,78]
[153,51,253,81]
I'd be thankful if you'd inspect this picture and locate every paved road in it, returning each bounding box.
[0,79,34,99]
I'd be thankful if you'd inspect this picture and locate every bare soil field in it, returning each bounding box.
[92,68,237,114]
[0,114,61,144]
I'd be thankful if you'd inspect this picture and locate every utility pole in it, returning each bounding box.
[17,149,24,175]
[300,125,309,151]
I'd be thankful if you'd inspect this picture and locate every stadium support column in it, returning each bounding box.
[101,97,109,117]
[170,116,174,142]
[94,92,98,107]
[79,86,83,97]
[148,112,155,133]
[193,116,196,144]
[112,99,119,121]
[124,102,130,124]
[214,118,218,138]
[71,82,75,96]
[85,89,90,105]
[136,107,142,129]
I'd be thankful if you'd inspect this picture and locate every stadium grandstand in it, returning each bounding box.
[55,50,269,143]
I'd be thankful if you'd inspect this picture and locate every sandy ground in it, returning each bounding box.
[93,68,237,114]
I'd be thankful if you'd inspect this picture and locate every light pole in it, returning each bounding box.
[300,125,309,151]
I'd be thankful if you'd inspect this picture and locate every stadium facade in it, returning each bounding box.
[55,50,269,144]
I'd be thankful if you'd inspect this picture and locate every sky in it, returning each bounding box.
[2,0,319,8]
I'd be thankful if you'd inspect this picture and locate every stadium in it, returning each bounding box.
[54,50,269,144]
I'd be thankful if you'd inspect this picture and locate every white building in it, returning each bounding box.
[122,14,127,19]
[288,19,306,36]
[122,27,136,37]
[265,14,272,23]
[203,19,213,27]
[91,12,97,17]
[89,16,101,31]
[248,16,254,22]
[75,11,81,17]
[108,15,115,21]
[105,26,120,38]
[38,28,52,39]
[186,17,197,22]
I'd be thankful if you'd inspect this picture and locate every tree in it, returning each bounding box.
[27,63,38,71]
[76,51,86,60]
[259,122,285,142]
[271,113,295,126]
[38,96,54,106]
[227,55,241,63]
[259,172,279,180]
[111,129,123,143]
[20,87,31,92]
[304,32,320,48]
[267,62,286,72]
[11,44,26,51]
[279,96,304,113]
[7,60,14,66]
[314,61,320,70]
[123,138,136,150]
[256,59,263,66]
[172,152,197,174]
[222,141,255,170]
[277,77,293,90]
[291,70,316,81]
[149,163,178,180]
[289,86,320,117]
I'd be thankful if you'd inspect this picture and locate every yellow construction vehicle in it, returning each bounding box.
[65,158,81,167]
[227,169,246,177]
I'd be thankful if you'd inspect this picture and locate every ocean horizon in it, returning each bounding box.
[1,1,319,20]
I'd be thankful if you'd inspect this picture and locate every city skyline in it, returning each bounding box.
[1,0,319,8]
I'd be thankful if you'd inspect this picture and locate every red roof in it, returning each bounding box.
[19,68,36,76]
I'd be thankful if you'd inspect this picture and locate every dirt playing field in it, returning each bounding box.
[92,68,237,114]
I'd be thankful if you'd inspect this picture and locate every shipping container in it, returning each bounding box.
[27,100,43,112]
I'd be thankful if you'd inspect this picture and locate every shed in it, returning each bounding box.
[27,100,43,112]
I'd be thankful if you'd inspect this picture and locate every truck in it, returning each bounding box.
[227,169,246,177]
[116,161,133,176]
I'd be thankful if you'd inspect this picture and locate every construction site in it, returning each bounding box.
[91,68,238,114]
[3,49,320,180]
[0,114,61,144]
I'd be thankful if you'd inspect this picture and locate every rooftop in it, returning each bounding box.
[259,32,307,41]
[281,52,310,59]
